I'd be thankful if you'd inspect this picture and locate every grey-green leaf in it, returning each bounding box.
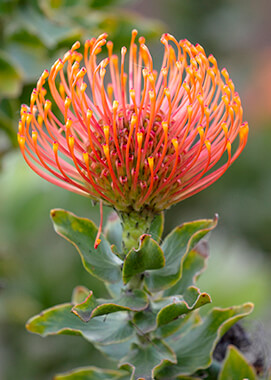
[218,345,257,380]
[54,366,130,380]
[51,209,122,284]
[145,217,218,292]
[154,303,254,379]
[122,234,165,285]
[26,303,134,345]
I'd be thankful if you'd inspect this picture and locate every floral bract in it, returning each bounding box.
[18,30,248,214]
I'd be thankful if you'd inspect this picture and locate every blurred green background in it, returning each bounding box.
[0,0,271,379]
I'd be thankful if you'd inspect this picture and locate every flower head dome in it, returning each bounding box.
[18,30,248,215]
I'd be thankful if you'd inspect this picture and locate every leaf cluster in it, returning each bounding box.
[26,209,255,379]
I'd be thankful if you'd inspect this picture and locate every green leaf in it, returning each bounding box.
[72,289,149,322]
[156,287,211,327]
[149,212,164,243]
[51,209,122,284]
[164,241,209,296]
[54,366,129,380]
[145,216,218,292]
[26,303,134,345]
[122,234,165,285]
[218,345,257,380]
[120,339,176,380]
[154,303,254,379]
[105,212,123,254]
[95,339,136,361]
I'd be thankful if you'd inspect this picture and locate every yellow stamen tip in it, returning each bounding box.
[172,138,179,151]
[162,122,168,133]
[103,125,109,139]
[83,152,89,163]
[44,100,52,113]
[87,109,93,121]
[53,142,59,153]
[205,140,211,152]
[66,118,73,129]
[94,239,101,249]
[38,115,43,126]
[103,144,109,157]
[18,135,25,147]
[32,131,38,142]
[148,157,154,170]
[137,132,143,145]
[113,100,119,111]
[226,141,231,152]
[68,136,74,148]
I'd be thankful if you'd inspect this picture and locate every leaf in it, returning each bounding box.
[51,209,122,284]
[54,366,130,380]
[95,339,136,361]
[145,216,218,292]
[156,287,211,327]
[149,212,164,243]
[122,234,165,285]
[218,345,257,380]
[26,303,134,345]
[105,211,123,254]
[154,303,254,379]
[120,339,176,380]
[164,241,209,296]
[72,289,149,322]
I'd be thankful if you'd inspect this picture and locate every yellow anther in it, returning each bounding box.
[26,113,33,126]
[71,41,80,51]
[222,95,229,106]
[239,123,249,139]
[113,100,119,111]
[18,121,23,134]
[222,122,228,136]
[187,104,193,116]
[87,109,93,121]
[80,82,87,92]
[20,105,27,116]
[149,89,155,101]
[162,123,168,136]
[148,157,154,170]
[103,125,109,141]
[137,132,143,145]
[32,131,38,142]
[59,83,65,99]
[103,144,109,157]
[100,67,106,77]
[18,135,25,147]
[197,94,204,105]
[44,100,52,113]
[68,136,74,148]
[197,126,204,139]
[21,112,27,124]
[66,118,73,129]
[226,141,231,153]
[205,140,211,152]
[38,115,43,126]
[130,88,136,99]
[83,152,89,164]
[221,68,229,83]
[172,138,179,151]
[53,142,59,153]
[41,88,47,97]
[76,68,86,81]
[131,114,137,126]
[31,90,37,105]
[107,84,113,99]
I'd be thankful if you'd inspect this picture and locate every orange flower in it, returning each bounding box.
[18,31,248,214]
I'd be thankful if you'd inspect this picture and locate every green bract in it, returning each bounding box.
[26,210,255,379]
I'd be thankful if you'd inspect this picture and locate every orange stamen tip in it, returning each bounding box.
[44,100,52,112]
[18,135,25,147]
[148,157,154,170]
[53,142,59,153]
[205,140,211,152]
[172,138,178,150]
[94,239,101,249]
[121,46,127,55]
[113,100,119,110]
[80,82,87,92]
[87,109,93,120]
[37,115,43,126]
[32,131,37,142]
[71,41,80,51]
[66,118,73,129]
[68,136,74,148]
[59,83,65,98]
[137,132,143,145]
[83,151,89,162]
[103,144,109,157]
[162,122,168,133]
[197,126,204,138]
[226,141,231,152]
[103,125,109,139]
[131,114,137,125]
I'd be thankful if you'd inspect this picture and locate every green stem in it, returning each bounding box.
[119,210,155,255]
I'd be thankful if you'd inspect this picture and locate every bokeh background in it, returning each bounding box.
[0,0,271,379]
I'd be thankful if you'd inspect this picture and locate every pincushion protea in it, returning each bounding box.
[18,30,248,233]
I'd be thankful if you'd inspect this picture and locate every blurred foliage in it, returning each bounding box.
[0,0,163,164]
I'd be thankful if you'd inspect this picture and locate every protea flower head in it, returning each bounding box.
[18,30,248,218]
